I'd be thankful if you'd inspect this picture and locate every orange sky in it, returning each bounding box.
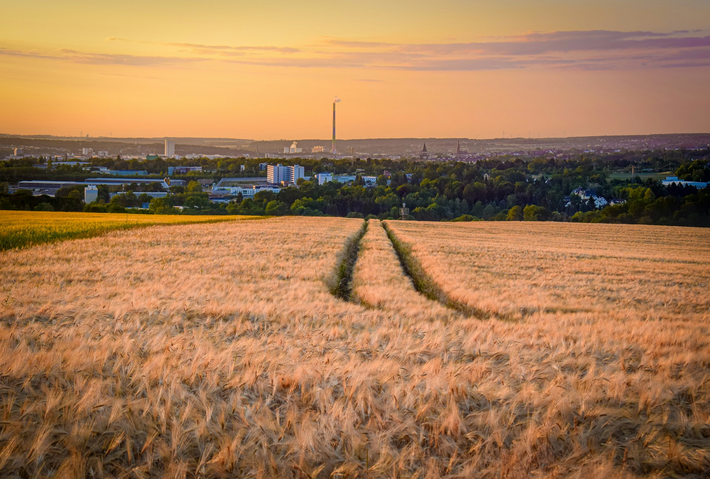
[1,0,710,139]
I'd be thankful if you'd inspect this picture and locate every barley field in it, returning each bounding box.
[0,210,254,251]
[0,217,708,478]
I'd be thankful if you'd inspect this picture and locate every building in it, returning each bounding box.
[211,184,281,198]
[84,185,98,204]
[283,141,303,154]
[312,146,325,153]
[420,143,429,160]
[267,164,304,185]
[108,169,149,176]
[333,175,357,184]
[82,148,94,157]
[267,164,289,184]
[569,187,608,208]
[289,165,304,183]
[167,166,203,175]
[17,180,84,195]
[13,148,23,157]
[662,176,708,189]
[98,151,109,158]
[316,172,333,185]
[165,139,176,157]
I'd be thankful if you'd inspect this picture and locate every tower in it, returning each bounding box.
[420,143,429,160]
[164,139,175,157]
[332,97,341,155]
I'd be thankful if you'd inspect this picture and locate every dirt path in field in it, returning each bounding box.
[349,220,463,320]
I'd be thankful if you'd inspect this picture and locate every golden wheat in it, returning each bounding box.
[0,217,707,478]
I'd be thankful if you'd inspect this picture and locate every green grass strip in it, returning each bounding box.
[329,220,368,301]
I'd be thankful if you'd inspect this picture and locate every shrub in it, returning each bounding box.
[33,202,54,212]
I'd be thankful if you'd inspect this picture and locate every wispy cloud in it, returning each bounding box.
[107,37,300,54]
[0,47,202,66]
[318,30,710,71]
[4,30,710,71]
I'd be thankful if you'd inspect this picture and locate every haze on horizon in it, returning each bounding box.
[2,0,710,140]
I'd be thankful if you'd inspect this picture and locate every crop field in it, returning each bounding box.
[0,217,708,478]
[0,210,255,251]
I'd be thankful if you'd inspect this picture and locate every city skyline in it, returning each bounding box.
[1,0,710,140]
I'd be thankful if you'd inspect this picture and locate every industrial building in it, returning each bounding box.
[662,176,708,189]
[283,141,303,154]
[17,177,186,197]
[211,184,281,198]
[167,166,202,175]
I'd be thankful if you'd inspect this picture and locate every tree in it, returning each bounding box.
[184,195,212,211]
[507,205,523,221]
[186,181,202,193]
[265,200,288,216]
[34,202,54,211]
[524,204,550,221]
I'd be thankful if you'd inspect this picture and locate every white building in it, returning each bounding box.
[289,165,304,183]
[267,164,290,184]
[97,151,109,158]
[82,148,94,157]
[13,148,23,157]
[312,146,325,153]
[569,187,608,208]
[165,139,176,157]
[333,175,357,183]
[283,141,303,154]
[84,185,98,204]
[267,164,304,185]
[316,172,333,185]
[212,185,281,198]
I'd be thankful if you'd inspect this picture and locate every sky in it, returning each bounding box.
[1,0,710,140]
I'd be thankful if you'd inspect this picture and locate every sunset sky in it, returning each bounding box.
[2,0,710,140]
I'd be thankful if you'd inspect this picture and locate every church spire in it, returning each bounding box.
[420,143,430,160]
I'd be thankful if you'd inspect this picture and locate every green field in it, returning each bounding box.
[0,211,258,251]
[607,171,672,181]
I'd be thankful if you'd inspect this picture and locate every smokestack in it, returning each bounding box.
[332,97,341,155]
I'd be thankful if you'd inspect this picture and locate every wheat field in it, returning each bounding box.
[0,217,708,478]
[0,210,254,251]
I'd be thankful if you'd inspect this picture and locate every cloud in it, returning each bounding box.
[107,37,300,54]
[319,30,710,70]
[0,47,202,66]
[7,30,710,72]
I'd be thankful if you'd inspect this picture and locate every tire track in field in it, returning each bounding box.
[351,220,460,319]
[329,219,368,301]
[382,221,514,320]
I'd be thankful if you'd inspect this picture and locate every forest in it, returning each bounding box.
[1,150,708,226]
